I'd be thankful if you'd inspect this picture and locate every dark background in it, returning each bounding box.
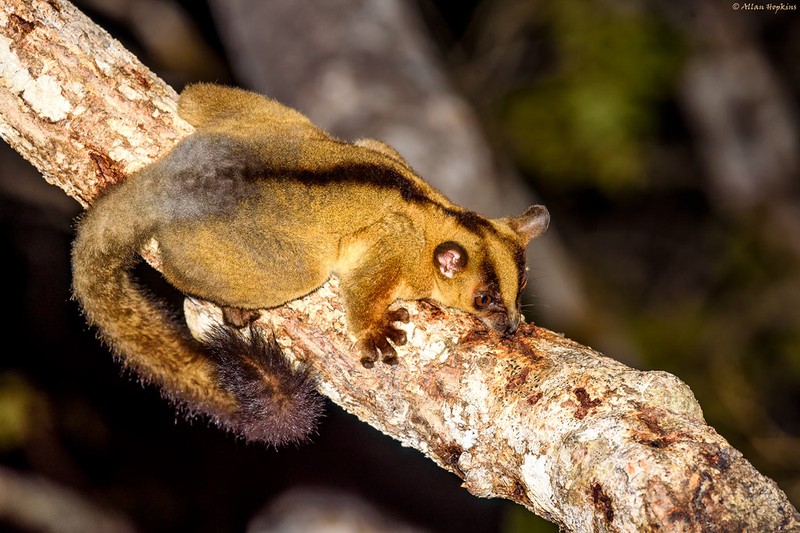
[1,1,798,532]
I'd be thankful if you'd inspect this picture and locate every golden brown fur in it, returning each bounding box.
[72,84,549,441]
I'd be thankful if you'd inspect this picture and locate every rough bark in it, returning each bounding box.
[0,0,191,207]
[1,0,798,531]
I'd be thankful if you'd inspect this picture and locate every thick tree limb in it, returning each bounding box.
[1,0,798,530]
[0,0,191,206]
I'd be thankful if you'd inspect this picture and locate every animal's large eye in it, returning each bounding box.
[474,293,493,309]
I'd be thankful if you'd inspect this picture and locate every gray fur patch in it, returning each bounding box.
[148,133,259,222]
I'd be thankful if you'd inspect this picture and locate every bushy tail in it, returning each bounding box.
[71,177,321,445]
[205,327,324,445]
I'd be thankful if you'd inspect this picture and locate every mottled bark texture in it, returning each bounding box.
[0,0,191,206]
[1,1,798,531]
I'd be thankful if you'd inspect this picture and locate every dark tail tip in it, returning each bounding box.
[204,326,324,446]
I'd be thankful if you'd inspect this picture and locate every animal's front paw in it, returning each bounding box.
[358,308,410,368]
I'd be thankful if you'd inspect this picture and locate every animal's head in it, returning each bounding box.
[432,205,549,334]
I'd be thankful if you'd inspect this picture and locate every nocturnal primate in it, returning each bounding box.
[72,84,550,445]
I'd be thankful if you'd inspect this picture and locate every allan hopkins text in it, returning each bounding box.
[732,2,798,12]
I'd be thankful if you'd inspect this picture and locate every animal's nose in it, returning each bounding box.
[502,314,521,336]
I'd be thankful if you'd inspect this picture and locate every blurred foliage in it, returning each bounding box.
[0,374,39,451]
[624,221,800,428]
[502,1,686,191]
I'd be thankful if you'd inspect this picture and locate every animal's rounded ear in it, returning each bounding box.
[434,241,468,279]
[506,205,550,244]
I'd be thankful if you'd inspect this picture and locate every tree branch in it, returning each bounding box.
[1,0,798,530]
[0,0,191,206]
